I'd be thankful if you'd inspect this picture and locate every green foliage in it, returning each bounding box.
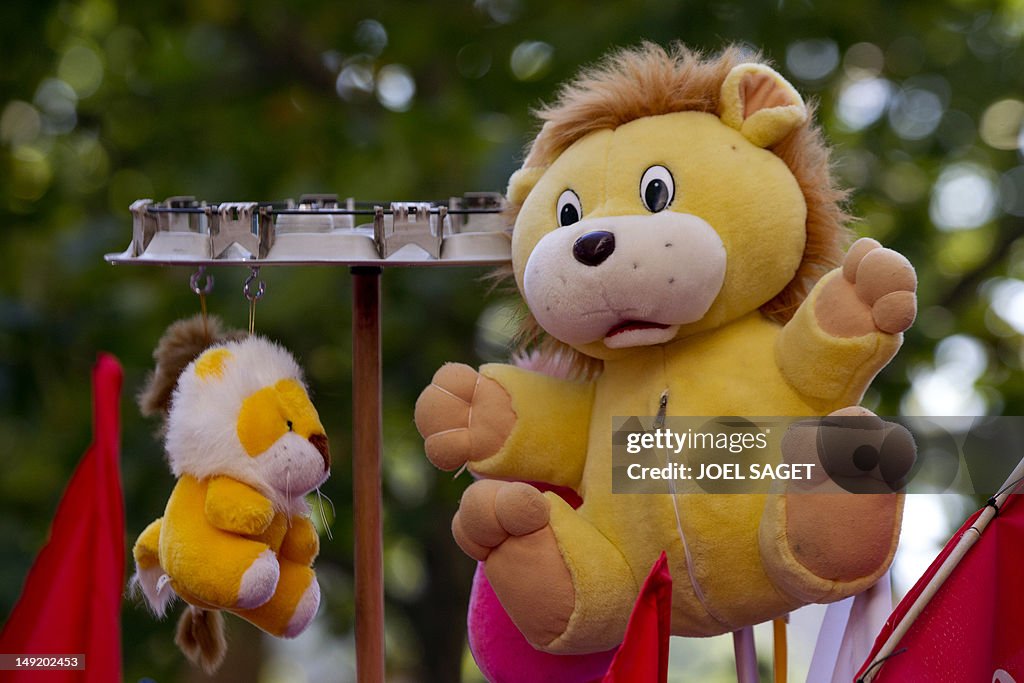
[2,0,1023,680]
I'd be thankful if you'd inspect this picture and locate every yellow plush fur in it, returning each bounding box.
[417,43,917,656]
[133,334,331,654]
[503,43,850,379]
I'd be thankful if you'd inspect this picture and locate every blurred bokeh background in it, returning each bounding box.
[2,0,1023,680]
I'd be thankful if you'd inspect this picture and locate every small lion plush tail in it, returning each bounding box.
[175,606,227,674]
[130,541,227,674]
[138,313,244,420]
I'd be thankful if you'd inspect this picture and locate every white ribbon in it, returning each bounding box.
[806,570,893,683]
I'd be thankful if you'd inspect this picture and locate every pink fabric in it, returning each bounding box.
[469,565,618,683]
[467,480,617,682]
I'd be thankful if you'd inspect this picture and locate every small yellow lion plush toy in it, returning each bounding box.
[416,44,917,661]
[132,316,330,672]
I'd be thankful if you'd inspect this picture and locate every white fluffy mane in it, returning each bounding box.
[164,336,306,508]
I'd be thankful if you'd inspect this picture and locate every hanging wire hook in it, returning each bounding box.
[189,266,215,296]
[244,266,265,335]
[243,267,265,301]
[189,266,215,339]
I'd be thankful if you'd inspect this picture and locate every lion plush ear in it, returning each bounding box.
[507,166,547,206]
[719,63,807,148]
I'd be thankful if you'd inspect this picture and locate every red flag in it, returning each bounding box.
[857,493,1024,682]
[0,354,125,682]
[602,552,673,683]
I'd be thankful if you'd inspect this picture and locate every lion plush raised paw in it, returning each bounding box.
[415,43,916,671]
[132,316,330,672]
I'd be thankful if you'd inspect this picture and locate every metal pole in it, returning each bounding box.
[352,266,385,683]
[733,626,759,683]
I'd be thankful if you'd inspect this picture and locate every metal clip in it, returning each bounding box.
[299,193,340,208]
[299,194,342,231]
[164,196,203,231]
[129,199,157,256]
[447,192,505,234]
[277,194,351,233]
[378,202,442,258]
[209,202,274,259]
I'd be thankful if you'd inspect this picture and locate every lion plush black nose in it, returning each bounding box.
[309,433,330,471]
[573,231,615,266]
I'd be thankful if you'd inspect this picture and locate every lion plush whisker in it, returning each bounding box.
[314,487,335,541]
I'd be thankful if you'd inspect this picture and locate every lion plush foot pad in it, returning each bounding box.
[816,238,917,337]
[234,562,319,638]
[454,480,575,648]
[813,407,916,492]
[236,548,281,609]
[453,480,551,560]
[283,577,320,638]
[766,407,915,600]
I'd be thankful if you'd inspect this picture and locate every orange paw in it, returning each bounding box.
[816,238,917,337]
[452,480,574,649]
[779,407,914,584]
[782,407,916,494]
[414,363,516,471]
[451,480,550,561]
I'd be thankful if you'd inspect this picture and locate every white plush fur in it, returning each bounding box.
[236,548,280,609]
[165,336,328,515]
[283,578,321,638]
[522,212,726,347]
[131,565,176,617]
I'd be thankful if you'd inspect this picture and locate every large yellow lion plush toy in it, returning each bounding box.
[415,44,917,665]
[132,316,330,672]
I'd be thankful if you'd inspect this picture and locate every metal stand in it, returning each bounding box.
[352,267,385,683]
[733,626,759,683]
[107,194,512,683]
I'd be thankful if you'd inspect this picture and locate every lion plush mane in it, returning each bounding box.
[502,43,852,377]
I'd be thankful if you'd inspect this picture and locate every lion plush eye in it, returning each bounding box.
[557,189,582,227]
[640,165,675,213]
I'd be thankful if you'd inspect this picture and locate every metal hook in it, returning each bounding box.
[190,266,215,339]
[189,266,215,296]
[244,266,265,336]
[244,267,265,302]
